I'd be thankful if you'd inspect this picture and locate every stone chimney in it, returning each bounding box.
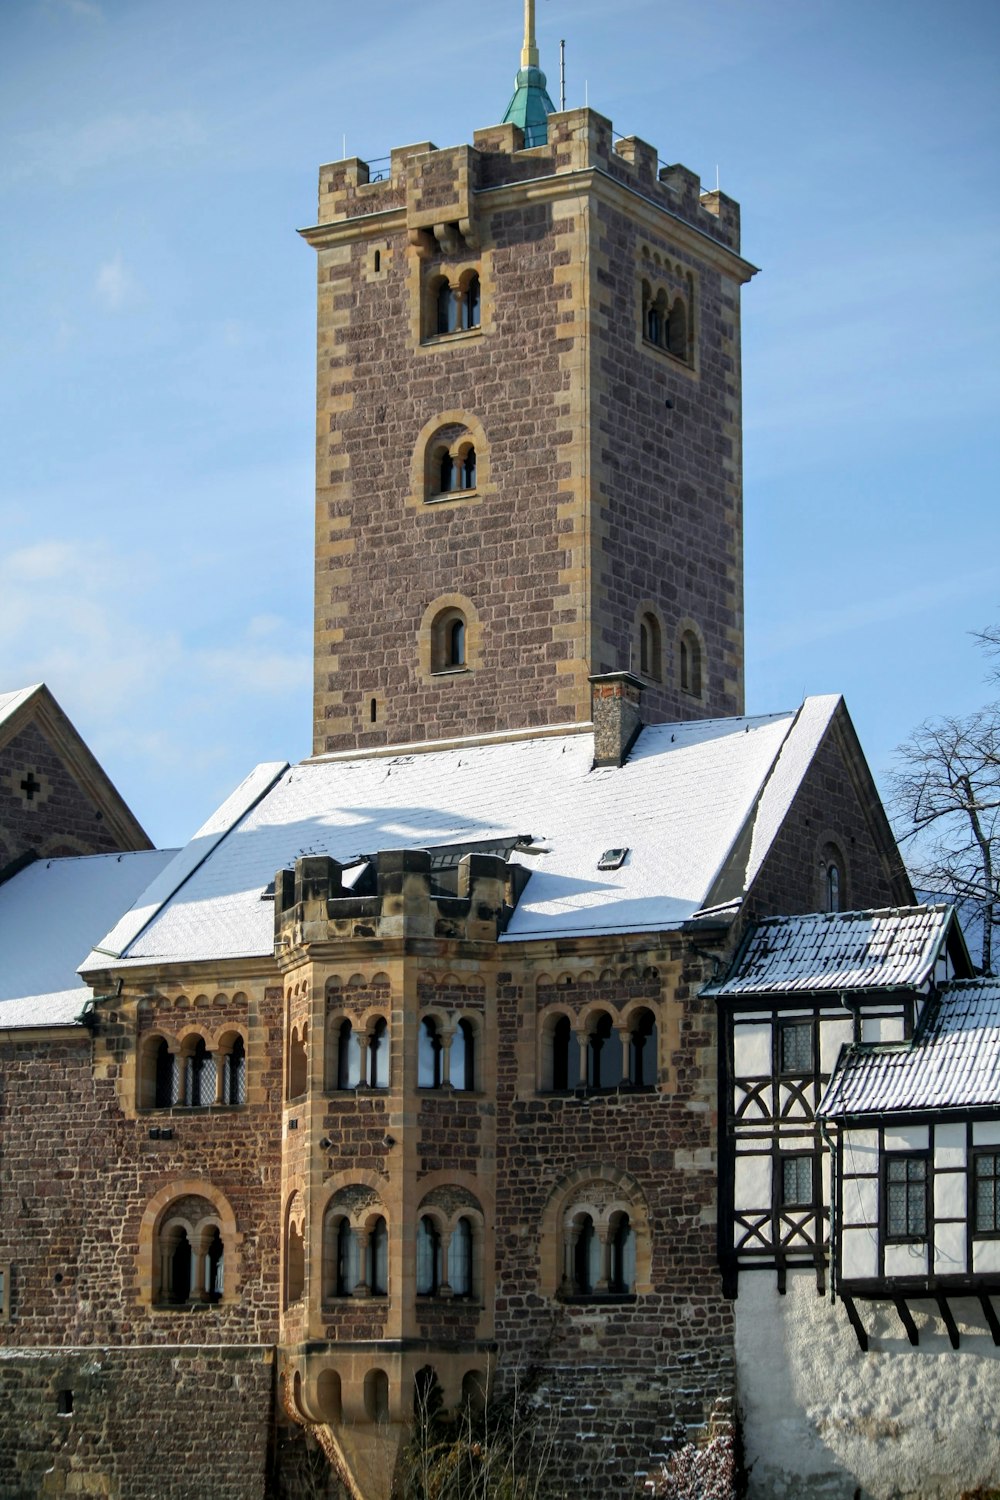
[589,672,645,768]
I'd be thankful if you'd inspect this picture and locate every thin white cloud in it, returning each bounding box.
[42,0,104,18]
[94,252,141,311]
[5,110,207,185]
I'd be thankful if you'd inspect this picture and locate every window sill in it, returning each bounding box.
[557,1292,637,1306]
[421,328,483,348]
[429,667,470,678]
[416,1294,481,1307]
[425,488,478,504]
[323,1294,388,1305]
[641,336,694,370]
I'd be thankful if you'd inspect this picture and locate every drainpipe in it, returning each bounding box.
[819,1116,838,1305]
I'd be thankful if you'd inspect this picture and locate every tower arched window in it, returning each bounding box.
[667,297,688,359]
[369,1216,388,1296]
[204,1227,224,1301]
[639,611,662,680]
[154,1038,177,1108]
[368,1017,389,1088]
[628,1008,657,1089]
[587,1012,616,1090]
[680,629,703,698]
[337,1019,361,1090]
[183,1037,215,1107]
[337,1219,360,1296]
[451,1018,476,1091]
[436,278,456,335]
[416,1216,442,1295]
[450,1217,474,1296]
[418,1017,443,1088]
[549,1013,579,1090]
[438,451,455,494]
[609,1212,636,1293]
[222,1035,246,1106]
[461,446,476,490]
[463,273,481,330]
[572,1214,600,1295]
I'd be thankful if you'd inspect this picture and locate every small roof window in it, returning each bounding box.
[598,848,629,871]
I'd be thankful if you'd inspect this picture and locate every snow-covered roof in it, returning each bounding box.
[707,905,959,997]
[0,684,41,728]
[820,979,1000,1117]
[81,698,842,969]
[0,849,177,1028]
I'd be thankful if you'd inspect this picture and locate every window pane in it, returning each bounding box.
[782,1156,814,1206]
[975,1154,1000,1233]
[779,1022,812,1073]
[887,1156,926,1237]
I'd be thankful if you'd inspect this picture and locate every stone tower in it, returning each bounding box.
[303,5,755,757]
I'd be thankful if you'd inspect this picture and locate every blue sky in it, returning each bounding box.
[1,0,998,849]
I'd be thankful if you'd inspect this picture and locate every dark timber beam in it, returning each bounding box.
[842,1294,869,1352]
[893,1295,920,1347]
[935,1294,960,1350]
[979,1292,1000,1346]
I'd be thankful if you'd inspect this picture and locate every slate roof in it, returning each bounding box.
[820,979,1000,1116]
[0,849,177,1027]
[81,696,844,970]
[707,905,961,997]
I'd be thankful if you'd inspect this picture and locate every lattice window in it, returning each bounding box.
[779,1020,813,1075]
[885,1155,928,1240]
[781,1155,814,1207]
[975,1152,1000,1234]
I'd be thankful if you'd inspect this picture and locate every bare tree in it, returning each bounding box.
[889,630,1000,974]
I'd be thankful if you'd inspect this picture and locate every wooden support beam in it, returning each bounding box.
[842,1294,869,1352]
[935,1294,960,1350]
[893,1294,920,1347]
[979,1292,1000,1346]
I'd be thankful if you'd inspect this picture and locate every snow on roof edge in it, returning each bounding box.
[80,760,289,969]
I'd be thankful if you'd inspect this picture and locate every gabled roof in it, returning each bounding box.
[82,698,844,970]
[0,849,177,1028]
[707,904,967,997]
[0,682,151,855]
[820,979,1000,1117]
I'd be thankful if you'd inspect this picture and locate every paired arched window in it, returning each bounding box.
[329,1215,388,1298]
[562,1206,638,1298]
[587,1012,616,1090]
[429,441,477,499]
[548,1013,579,1090]
[427,270,481,339]
[221,1035,246,1105]
[155,1195,228,1307]
[415,1203,482,1299]
[543,1006,658,1092]
[327,1014,390,1091]
[679,628,703,698]
[641,276,693,364]
[418,1014,478,1089]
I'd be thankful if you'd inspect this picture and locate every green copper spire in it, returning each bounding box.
[502,0,556,148]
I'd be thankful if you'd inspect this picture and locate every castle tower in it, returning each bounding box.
[303,11,755,757]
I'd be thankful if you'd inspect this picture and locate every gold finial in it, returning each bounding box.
[521,0,539,69]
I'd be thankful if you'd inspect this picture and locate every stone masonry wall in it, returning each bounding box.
[0,1346,273,1500]
[490,950,736,1491]
[0,721,129,868]
[746,720,908,920]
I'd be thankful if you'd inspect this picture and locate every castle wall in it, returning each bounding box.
[735,1270,1000,1500]
[0,1347,273,1500]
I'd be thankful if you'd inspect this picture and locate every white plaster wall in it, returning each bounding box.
[734,1022,770,1075]
[819,1018,853,1074]
[736,1270,1000,1499]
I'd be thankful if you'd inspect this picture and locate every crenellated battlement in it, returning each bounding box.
[274,849,523,959]
[314,106,740,253]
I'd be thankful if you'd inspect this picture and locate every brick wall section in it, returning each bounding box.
[488,952,736,1493]
[746,720,909,921]
[0,721,127,866]
[0,987,283,1347]
[0,1347,274,1500]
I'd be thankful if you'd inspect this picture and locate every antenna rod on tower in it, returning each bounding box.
[560,38,566,110]
[522,0,539,68]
